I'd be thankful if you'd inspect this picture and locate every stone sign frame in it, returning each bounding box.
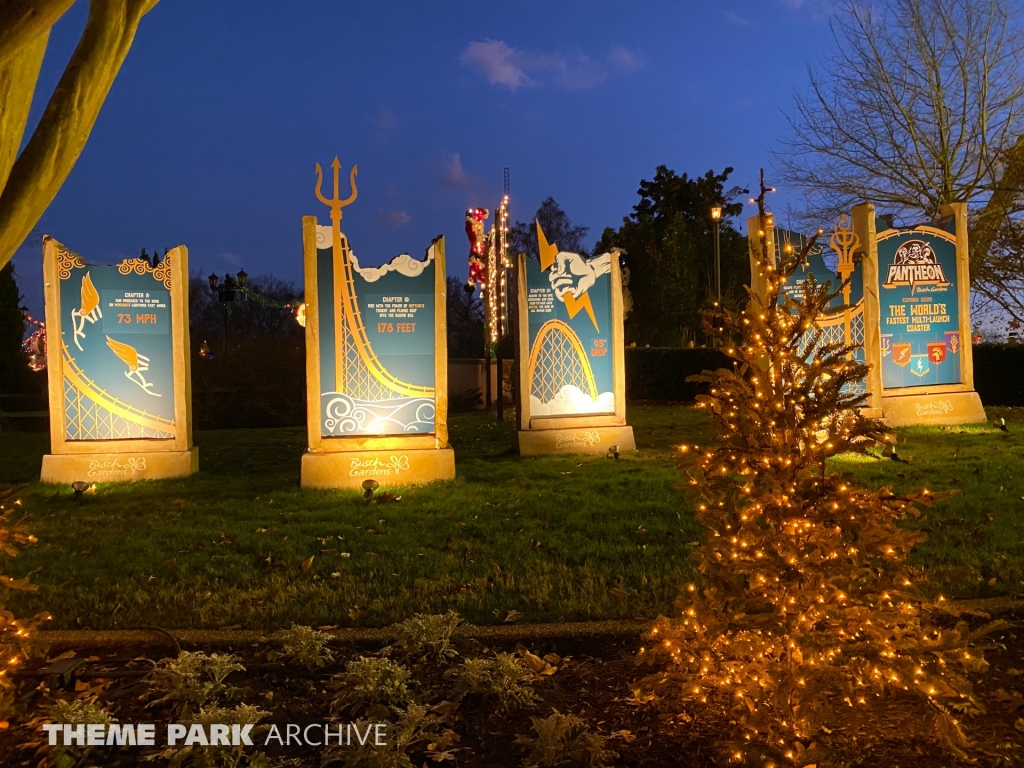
[853,201,985,426]
[299,215,454,488]
[40,237,197,483]
[514,248,635,455]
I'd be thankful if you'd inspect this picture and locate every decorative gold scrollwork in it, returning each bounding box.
[117,254,173,289]
[56,246,86,280]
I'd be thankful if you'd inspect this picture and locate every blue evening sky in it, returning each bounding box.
[12,0,837,316]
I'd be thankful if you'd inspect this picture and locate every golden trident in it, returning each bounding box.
[315,157,358,229]
[830,214,860,355]
[315,158,358,393]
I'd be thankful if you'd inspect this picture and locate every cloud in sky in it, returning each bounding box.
[218,252,243,266]
[374,108,398,131]
[460,40,644,91]
[723,10,753,25]
[608,45,644,73]
[441,152,471,189]
[376,209,411,229]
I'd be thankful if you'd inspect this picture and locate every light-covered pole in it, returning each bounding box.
[710,206,722,304]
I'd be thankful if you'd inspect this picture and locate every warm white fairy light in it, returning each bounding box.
[482,194,510,349]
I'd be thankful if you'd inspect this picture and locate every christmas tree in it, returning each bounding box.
[642,172,1002,764]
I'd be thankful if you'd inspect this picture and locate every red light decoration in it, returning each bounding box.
[465,207,489,291]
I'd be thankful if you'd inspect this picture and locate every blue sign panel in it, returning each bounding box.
[316,227,436,436]
[524,230,615,416]
[876,224,961,388]
[57,252,177,440]
[772,226,867,396]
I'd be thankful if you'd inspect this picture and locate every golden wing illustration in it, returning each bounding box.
[79,272,100,316]
[106,336,141,371]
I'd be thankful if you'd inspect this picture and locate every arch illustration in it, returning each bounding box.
[527,319,598,403]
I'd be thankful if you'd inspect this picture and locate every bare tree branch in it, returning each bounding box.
[777,0,1024,222]
[0,0,75,68]
[0,29,49,194]
[0,0,161,269]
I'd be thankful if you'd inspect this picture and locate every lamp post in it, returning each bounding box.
[710,206,722,304]
[208,269,247,349]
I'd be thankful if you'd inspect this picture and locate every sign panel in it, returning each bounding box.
[876,224,961,388]
[523,227,615,417]
[314,228,436,436]
[772,222,867,396]
[55,248,177,440]
[40,238,196,484]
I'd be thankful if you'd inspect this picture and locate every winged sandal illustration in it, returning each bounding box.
[71,272,102,351]
[105,336,162,397]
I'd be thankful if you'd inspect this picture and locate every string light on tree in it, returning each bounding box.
[639,170,1002,765]
[21,310,46,372]
[484,194,511,347]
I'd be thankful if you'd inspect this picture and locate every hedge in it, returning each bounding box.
[973,344,1024,407]
[624,347,731,402]
[624,344,1024,406]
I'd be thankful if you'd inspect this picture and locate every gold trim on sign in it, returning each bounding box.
[117,254,174,289]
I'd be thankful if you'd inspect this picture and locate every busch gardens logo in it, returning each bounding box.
[883,239,949,292]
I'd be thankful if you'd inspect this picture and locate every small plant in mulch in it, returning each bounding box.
[385,611,462,663]
[516,711,615,768]
[269,624,335,670]
[331,657,415,719]
[153,704,271,768]
[322,703,460,768]
[452,653,538,712]
[150,651,246,718]
[33,696,115,768]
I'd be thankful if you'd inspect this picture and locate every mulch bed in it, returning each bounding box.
[1,615,1022,767]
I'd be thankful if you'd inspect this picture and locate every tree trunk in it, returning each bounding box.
[0,0,160,271]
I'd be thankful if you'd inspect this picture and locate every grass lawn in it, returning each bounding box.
[1,405,1022,631]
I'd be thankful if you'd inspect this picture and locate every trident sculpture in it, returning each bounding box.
[315,158,359,393]
[830,214,860,356]
[315,157,358,229]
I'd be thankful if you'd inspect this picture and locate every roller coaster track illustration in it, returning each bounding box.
[332,236,434,401]
[801,300,867,395]
[527,319,598,403]
[61,343,175,439]
[315,158,434,401]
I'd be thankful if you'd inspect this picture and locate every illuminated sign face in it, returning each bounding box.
[56,248,177,440]
[877,226,961,388]
[524,223,615,417]
[315,226,436,436]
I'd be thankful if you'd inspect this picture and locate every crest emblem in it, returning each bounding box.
[910,354,931,378]
[945,331,960,354]
[880,334,893,358]
[927,342,947,365]
[892,343,912,367]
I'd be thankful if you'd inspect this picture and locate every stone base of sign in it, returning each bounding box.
[881,390,987,427]
[40,447,199,484]
[300,447,456,490]
[516,425,636,456]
